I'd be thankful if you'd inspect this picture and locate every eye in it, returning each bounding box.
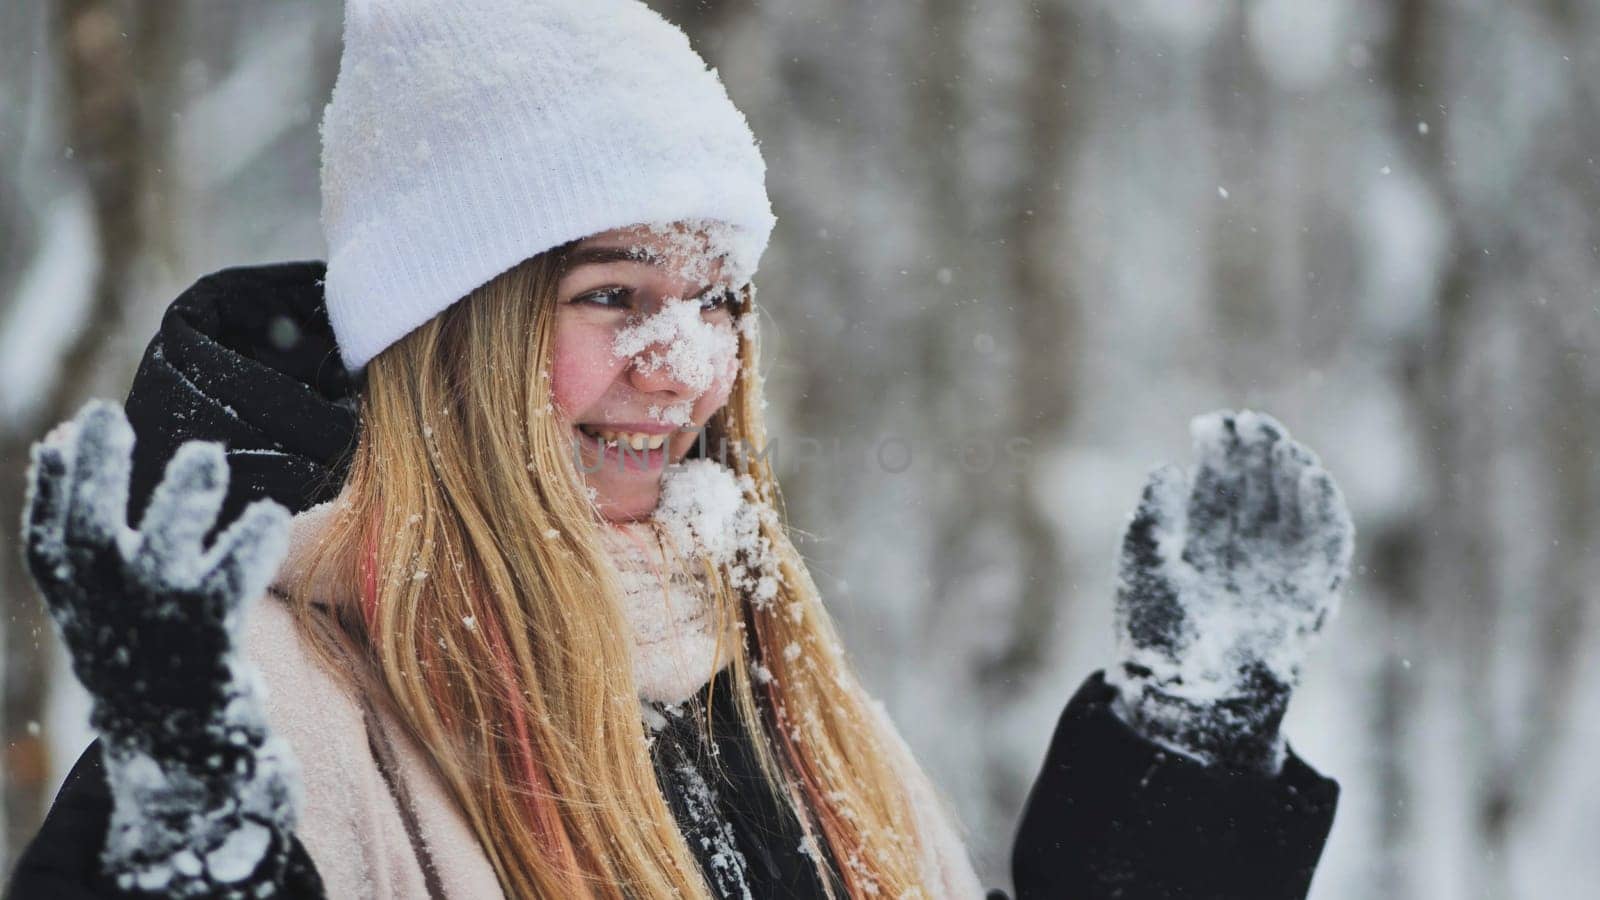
[571,286,633,309]
[697,287,739,313]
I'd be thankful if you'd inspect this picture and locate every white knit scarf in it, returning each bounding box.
[600,521,734,705]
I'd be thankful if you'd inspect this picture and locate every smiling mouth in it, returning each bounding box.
[576,424,670,451]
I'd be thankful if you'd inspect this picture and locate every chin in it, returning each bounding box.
[590,482,663,523]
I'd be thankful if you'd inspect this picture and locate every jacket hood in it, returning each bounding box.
[124,261,358,530]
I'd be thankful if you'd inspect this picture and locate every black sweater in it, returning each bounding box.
[5,263,1339,900]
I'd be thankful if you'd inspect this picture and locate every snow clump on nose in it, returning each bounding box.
[612,299,739,394]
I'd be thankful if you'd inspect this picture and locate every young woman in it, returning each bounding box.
[8,2,1353,899]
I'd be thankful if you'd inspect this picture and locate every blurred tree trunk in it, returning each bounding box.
[1,0,176,867]
[964,0,1081,822]
[1382,1,1600,897]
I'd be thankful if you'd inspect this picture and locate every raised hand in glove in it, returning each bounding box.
[1108,409,1355,775]
[23,400,300,897]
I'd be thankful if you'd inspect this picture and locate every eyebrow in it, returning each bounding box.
[559,245,663,271]
[558,244,736,278]
[557,245,743,306]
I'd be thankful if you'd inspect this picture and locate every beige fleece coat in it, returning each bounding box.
[245,501,983,899]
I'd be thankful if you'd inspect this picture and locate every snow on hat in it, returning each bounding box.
[319,0,776,371]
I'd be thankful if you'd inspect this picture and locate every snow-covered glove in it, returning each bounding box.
[1107,409,1354,775]
[23,400,300,897]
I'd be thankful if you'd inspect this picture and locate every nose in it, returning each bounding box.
[622,339,695,398]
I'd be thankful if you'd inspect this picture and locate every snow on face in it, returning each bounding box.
[653,459,781,608]
[551,224,745,522]
[648,401,696,429]
[608,221,743,396]
[608,222,742,398]
[610,296,739,395]
[641,219,754,290]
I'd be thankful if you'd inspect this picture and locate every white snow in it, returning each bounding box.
[1110,411,1355,709]
[632,219,754,290]
[611,296,739,395]
[653,460,782,608]
[640,703,669,733]
[648,401,695,428]
[101,714,300,896]
[204,820,271,883]
[667,761,754,899]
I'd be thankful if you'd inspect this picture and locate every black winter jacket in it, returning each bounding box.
[5,263,1339,900]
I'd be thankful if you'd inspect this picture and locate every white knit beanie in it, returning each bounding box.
[319,0,777,371]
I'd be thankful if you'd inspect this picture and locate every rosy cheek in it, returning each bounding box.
[549,325,620,419]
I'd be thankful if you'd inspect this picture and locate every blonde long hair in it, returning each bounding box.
[291,249,939,898]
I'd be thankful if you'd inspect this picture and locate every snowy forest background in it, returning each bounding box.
[2,1,1598,897]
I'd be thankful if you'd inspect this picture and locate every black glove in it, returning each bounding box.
[23,400,299,897]
[1109,409,1354,775]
